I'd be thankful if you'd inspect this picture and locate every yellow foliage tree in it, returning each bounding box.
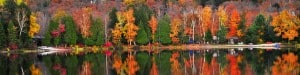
[271,52,300,75]
[16,0,23,5]
[217,6,228,26]
[29,13,40,38]
[30,64,41,75]
[271,10,300,40]
[0,0,5,6]
[123,9,139,45]
[112,23,123,44]
[124,0,135,6]
[237,30,244,39]
[170,18,181,44]
[53,8,67,21]
[112,11,126,44]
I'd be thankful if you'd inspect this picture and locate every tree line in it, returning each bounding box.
[0,0,300,50]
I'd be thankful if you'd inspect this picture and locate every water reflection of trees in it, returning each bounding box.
[0,49,298,75]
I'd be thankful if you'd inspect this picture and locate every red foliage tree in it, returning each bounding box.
[227,54,241,75]
[227,8,240,39]
[72,7,92,38]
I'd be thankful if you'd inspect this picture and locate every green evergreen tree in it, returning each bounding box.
[108,8,118,29]
[84,37,94,46]
[53,35,60,46]
[217,25,227,44]
[85,18,105,46]
[263,16,280,42]
[205,29,213,42]
[65,55,78,75]
[7,20,19,46]
[3,0,16,21]
[245,14,265,44]
[136,52,151,75]
[63,16,77,45]
[238,14,246,41]
[9,61,19,75]
[156,51,172,75]
[84,54,106,75]
[134,4,152,45]
[245,23,259,43]
[43,20,59,46]
[42,56,59,75]
[136,22,150,45]
[42,29,52,46]
[0,21,6,48]
[0,56,8,75]
[156,15,172,45]
[93,18,105,45]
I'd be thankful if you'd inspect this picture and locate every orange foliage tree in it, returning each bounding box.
[227,8,240,39]
[148,15,158,42]
[170,18,181,44]
[80,62,92,75]
[123,9,139,45]
[125,54,139,75]
[150,57,159,75]
[113,55,123,75]
[271,52,299,75]
[271,9,300,40]
[72,7,92,38]
[200,6,212,37]
[112,12,126,44]
[170,52,183,75]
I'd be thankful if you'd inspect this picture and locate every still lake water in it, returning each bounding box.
[0,48,299,75]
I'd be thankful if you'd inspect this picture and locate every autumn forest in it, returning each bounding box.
[0,0,300,75]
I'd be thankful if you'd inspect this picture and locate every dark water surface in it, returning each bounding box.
[0,48,299,75]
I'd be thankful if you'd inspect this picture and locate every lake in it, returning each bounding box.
[0,48,299,75]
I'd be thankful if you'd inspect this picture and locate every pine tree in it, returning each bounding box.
[156,15,171,45]
[42,20,59,46]
[0,21,6,48]
[217,25,227,44]
[264,16,280,42]
[245,23,259,44]
[205,29,213,43]
[65,55,78,75]
[92,18,105,46]
[136,52,151,75]
[7,20,19,47]
[245,14,265,44]
[3,0,16,21]
[136,22,150,45]
[108,8,118,29]
[134,4,152,44]
[84,18,105,46]
[63,16,77,45]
